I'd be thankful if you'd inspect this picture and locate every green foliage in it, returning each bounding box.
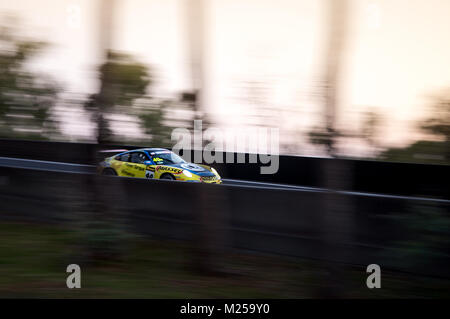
[2,221,449,298]
[308,110,382,157]
[380,202,450,270]
[83,51,151,144]
[0,23,59,139]
[421,94,450,140]
[381,92,450,164]
[361,111,381,145]
[98,51,150,107]
[133,96,197,148]
[134,98,174,147]
[308,127,338,156]
[380,140,448,165]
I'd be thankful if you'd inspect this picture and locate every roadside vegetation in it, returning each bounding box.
[0,221,448,298]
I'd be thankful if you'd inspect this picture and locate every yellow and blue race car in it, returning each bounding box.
[98,148,222,184]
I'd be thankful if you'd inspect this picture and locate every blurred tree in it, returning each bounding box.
[0,22,59,139]
[308,0,349,157]
[84,51,150,144]
[309,0,355,298]
[380,92,450,164]
[75,0,151,264]
[310,109,384,158]
[421,94,450,140]
[381,140,447,164]
[309,0,349,157]
[361,111,381,148]
[134,98,174,147]
[308,126,340,156]
[79,0,198,264]
[83,52,195,148]
[420,93,450,161]
[183,0,228,275]
[184,0,215,148]
[185,0,205,119]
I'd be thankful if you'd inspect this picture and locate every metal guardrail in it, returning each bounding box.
[1,138,449,198]
[1,156,448,204]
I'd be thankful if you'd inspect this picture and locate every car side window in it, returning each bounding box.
[118,153,130,162]
[130,152,148,164]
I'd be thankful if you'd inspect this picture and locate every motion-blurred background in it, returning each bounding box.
[0,0,449,161]
[0,0,449,298]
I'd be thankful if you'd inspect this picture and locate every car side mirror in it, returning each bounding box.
[144,160,153,165]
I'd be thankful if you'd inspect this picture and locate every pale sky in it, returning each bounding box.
[1,0,450,154]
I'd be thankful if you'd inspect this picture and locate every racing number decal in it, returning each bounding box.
[145,166,156,179]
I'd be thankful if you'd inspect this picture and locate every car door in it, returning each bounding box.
[113,152,131,176]
[128,152,148,178]
[146,153,166,179]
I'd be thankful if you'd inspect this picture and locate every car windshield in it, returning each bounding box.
[151,151,186,165]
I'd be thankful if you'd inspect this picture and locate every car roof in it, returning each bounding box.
[134,148,169,152]
[118,148,169,154]
[112,148,170,158]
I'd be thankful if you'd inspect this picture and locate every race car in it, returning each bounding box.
[98,148,222,184]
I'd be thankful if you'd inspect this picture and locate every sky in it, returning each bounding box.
[1,0,449,154]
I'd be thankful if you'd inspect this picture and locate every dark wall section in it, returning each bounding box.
[0,139,97,164]
[0,139,448,198]
[202,151,448,198]
[0,166,448,278]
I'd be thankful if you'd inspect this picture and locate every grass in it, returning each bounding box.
[0,222,448,298]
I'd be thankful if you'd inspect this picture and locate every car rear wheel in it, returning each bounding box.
[102,168,117,176]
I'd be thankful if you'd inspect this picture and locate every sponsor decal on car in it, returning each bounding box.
[180,163,204,172]
[164,167,183,174]
[156,166,183,174]
[124,162,145,171]
[121,170,135,177]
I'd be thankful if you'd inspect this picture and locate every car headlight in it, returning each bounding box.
[183,170,193,178]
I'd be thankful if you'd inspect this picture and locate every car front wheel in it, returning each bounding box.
[160,173,175,180]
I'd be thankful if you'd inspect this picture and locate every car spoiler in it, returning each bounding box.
[98,149,128,155]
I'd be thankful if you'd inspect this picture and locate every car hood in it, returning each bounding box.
[167,163,215,177]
